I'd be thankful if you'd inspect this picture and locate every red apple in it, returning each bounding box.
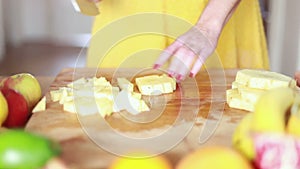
[1,88,29,128]
[0,91,8,126]
[1,73,42,111]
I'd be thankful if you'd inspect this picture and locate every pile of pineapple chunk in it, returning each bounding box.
[226,69,297,112]
[49,74,176,117]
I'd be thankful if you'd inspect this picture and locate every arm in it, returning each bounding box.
[154,0,241,81]
[196,0,241,32]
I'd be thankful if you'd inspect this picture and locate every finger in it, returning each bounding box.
[190,48,213,77]
[190,56,205,78]
[295,71,300,87]
[168,47,195,81]
[153,41,183,69]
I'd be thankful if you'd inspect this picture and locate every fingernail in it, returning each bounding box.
[176,74,183,81]
[153,64,161,69]
[189,72,194,78]
[168,70,175,77]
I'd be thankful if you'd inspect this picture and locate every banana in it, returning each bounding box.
[232,113,255,160]
[287,112,300,137]
[251,87,295,133]
[232,87,298,161]
[286,94,300,137]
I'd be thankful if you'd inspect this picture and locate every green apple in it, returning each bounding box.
[1,73,42,111]
[1,88,29,128]
[0,129,61,169]
[0,91,8,126]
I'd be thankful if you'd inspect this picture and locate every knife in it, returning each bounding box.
[71,0,100,16]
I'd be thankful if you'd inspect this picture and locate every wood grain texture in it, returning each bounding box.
[25,68,250,169]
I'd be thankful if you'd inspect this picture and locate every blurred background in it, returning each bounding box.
[0,0,92,76]
[0,0,299,77]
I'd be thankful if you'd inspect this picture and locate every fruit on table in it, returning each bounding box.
[0,91,8,126]
[1,73,42,111]
[176,146,253,169]
[226,88,256,112]
[253,134,300,169]
[287,95,300,137]
[0,129,61,169]
[135,74,176,95]
[32,96,46,113]
[251,87,294,133]
[114,90,150,115]
[109,152,172,169]
[226,69,297,112]
[51,77,116,117]
[1,88,29,128]
[50,75,174,116]
[232,87,300,167]
[235,69,296,89]
[287,112,300,137]
[117,77,134,92]
[232,113,255,160]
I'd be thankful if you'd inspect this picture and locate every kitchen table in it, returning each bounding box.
[24,68,249,169]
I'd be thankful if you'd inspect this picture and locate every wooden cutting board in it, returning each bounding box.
[25,68,250,169]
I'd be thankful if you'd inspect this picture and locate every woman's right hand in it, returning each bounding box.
[295,71,300,87]
[154,25,220,81]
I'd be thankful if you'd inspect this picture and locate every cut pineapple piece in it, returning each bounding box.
[50,90,62,102]
[117,77,134,92]
[95,98,113,117]
[226,89,254,111]
[50,74,175,116]
[227,69,297,112]
[114,90,149,114]
[32,96,46,113]
[63,100,76,114]
[237,85,266,104]
[67,77,87,88]
[236,69,297,89]
[135,74,176,95]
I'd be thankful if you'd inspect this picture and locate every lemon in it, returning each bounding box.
[177,146,253,169]
[109,152,172,169]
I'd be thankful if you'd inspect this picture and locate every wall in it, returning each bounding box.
[268,0,300,76]
[280,0,300,75]
[3,0,94,47]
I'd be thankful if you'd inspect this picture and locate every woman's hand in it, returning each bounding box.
[295,71,300,87]
[153,26,219,81]
[154,0,240,81]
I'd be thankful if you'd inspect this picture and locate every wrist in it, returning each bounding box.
[195,0,240,36]
[196,19,223,34]
[195,12,225,38]
[194,20,222,43]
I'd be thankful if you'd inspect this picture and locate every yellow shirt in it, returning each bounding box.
[86,0,269,70]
